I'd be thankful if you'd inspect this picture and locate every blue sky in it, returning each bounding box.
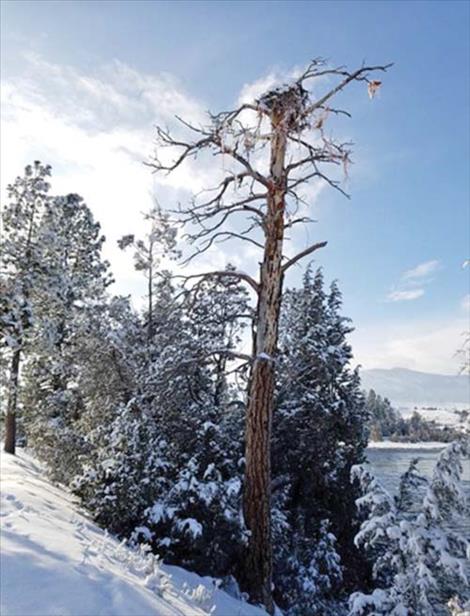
[1,0,469,373]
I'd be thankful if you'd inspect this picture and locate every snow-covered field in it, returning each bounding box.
[399,405,469,429]
[367,440,448,450]
[0,450,267,616]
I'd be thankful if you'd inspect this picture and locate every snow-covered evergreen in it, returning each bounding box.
[7,162,466,616]
[272,267,369,615]
[350,439,470,615]
[1,449,268,616]
[73,263,249,582]
[1,162,52,453]
[20,192,112,482]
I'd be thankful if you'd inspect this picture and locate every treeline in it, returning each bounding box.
[365,390,461,443]
[2,163,468,615]
[1,162,371,615]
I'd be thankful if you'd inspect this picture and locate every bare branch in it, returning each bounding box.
[181,200,265,243]
[184,191,266,223]
[209,231,264,250]
[179,348,253,366]
[305,63,393,114]
[211,349,253,362]
[283,216,315,230]
[282,241,328,273]
[181,228,263,265]
[311,168,351,199]
[210,102,260,124]
[214,144,270,188]
[174,270,259,294]
[146,126,214,174]
[318,105,352,118]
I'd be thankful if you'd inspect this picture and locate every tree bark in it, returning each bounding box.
[4,347,21,455]
[243,114,287,614]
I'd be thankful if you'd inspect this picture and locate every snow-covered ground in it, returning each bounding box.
[0,450,268,616]
[399,405,469,429]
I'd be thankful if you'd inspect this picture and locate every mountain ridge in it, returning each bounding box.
[360,367,469,406]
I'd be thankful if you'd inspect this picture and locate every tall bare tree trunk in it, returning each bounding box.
[243,115,287,614]
[4,347,21,455]
[149,58,390,614]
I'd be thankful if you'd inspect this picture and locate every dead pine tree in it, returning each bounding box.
[148,57,391,613]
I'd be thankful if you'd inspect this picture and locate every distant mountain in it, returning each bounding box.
[360,367,470,406]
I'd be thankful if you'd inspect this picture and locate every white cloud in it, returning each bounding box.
[402,259,440,280]
[385,259,441,302]
[2,53,331,303]
[350,317,468,374]
[387,288,425,302]
[0,55,227,301]
[2,54,464,376]
[238,72,281,106]
[461,294,470,312]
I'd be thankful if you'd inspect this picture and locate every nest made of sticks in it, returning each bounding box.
[257,83,310,132]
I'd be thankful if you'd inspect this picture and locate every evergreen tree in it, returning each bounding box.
[117,205,179,343]
[366,393,461,444]
[21,192,112,482]
[184,267,252,407]
[365,390,400,440]
[1,162,52,454]
[73,270,250,581]
[350,439,470,615]
[73,295,141,424]
[73,404,170,537]
[134,273,249,579]
[272,267,369,614]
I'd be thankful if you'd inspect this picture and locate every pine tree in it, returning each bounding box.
[350,439,470,615]
[21,192,112,481]
[73,404,170,536]
[133,273,249,579]
[72,295,141,423]
[272,267,369,614]
[148,58,391,611]
[1,162,52,454]
[183,267,252,408]
[365,390,400,439]
[72,270,250,580]
[117,205,179,344]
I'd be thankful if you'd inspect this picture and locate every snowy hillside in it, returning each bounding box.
[361,367,470,406]
[400,406,469,430]
[0,451,267,616]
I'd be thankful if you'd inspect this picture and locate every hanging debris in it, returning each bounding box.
[368,80,382,99]
[342,152,352,180]
[313,107,330,131]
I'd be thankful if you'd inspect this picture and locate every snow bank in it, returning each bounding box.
[0,450,267,616]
